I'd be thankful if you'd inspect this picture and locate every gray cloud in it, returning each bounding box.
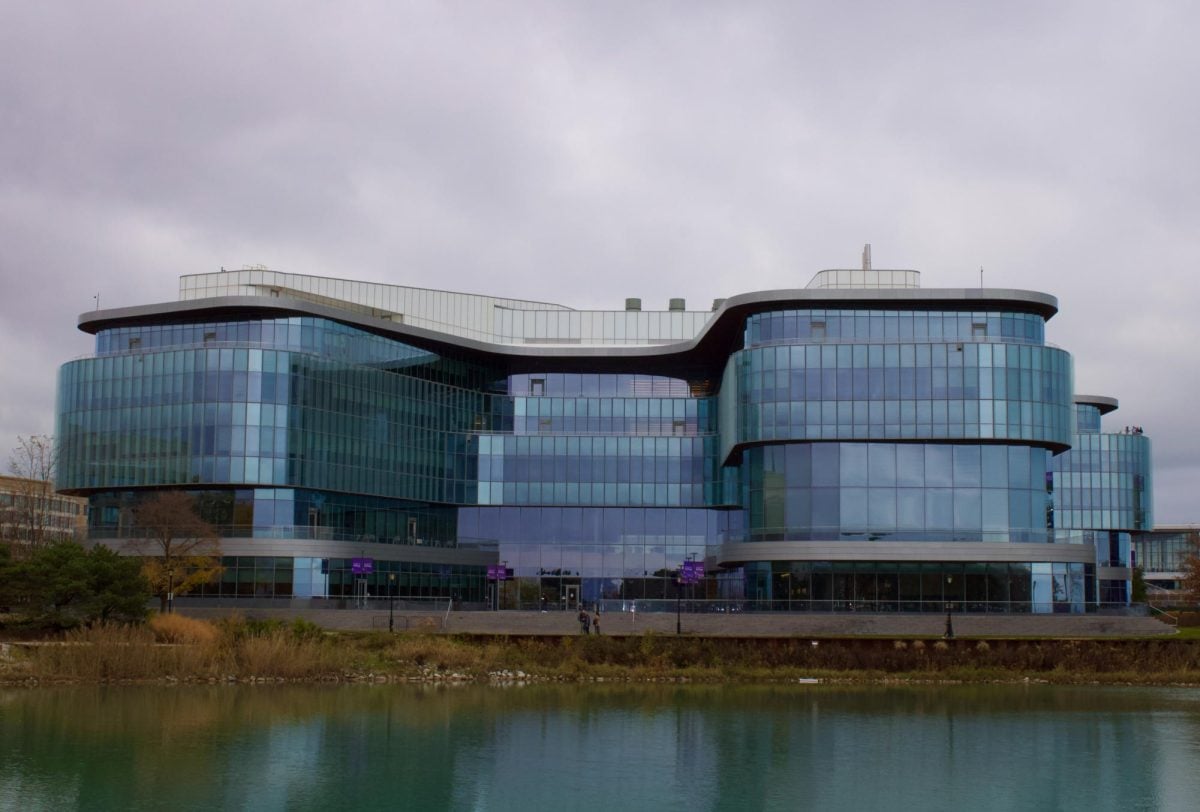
[2,0,1197,520]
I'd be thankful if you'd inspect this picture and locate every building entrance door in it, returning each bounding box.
[564,584,580,610]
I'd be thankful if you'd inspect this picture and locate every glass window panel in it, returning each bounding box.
[868,488,897,528]
[840,488,869,529]
[868,444,896,486]
[982,489,1008,530]
[980,445,1007,488]
[925,446,952,486]
[897,489,924,530]
[896,444,924,486]
[811,489,839,534]
[841,444,868,486]
[1008,446,1030,488]
[925,488,953,533]
[953,446,981,486]
[811,444,839,486]
[784,489,811,532]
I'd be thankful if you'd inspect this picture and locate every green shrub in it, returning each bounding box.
[244,618,287,637]
[0,541,149,630]
[290,618,325,641]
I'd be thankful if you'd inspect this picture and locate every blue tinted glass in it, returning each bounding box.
[897,445,924,486]
[897,489,924,529]
[925,446,953,486]
[841,488,869,527]
[868,488,897,527]
[953,446,981,486]
[841,444,868,485]
[811,444,839,485]
[954,488,982,530]
[925,489,953,529]
[869,444,896,486]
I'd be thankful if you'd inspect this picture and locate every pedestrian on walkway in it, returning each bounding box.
[592,610,601,635]
[578,609,590,634]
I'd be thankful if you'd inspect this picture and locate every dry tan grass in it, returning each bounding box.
[387,634,485,672]
[19,621,343,681]
[235,632,342,679]
[13,625,1200,685]
[149,613,218,645]
[28,623,213,680]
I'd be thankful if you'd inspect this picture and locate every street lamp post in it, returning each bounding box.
[388,572,396,633]
[676,574,683,636]
[944,574,955,639]
[166,565,175,614]
[677,555,701,635]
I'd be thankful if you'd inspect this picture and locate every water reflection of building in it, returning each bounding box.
[54,251,1156,611]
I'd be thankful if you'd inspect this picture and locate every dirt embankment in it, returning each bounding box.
[4,619,1200,686]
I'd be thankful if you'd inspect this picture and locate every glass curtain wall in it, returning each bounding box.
[747,560,1089,614]
[742,442,1053,543]
[56,293,1115,613]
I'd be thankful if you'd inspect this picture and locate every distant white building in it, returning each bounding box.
[0,474,88,544]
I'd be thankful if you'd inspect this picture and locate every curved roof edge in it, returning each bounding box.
[75,286,1062,374]
[718,286,1058,319]
[723,436,1074,464]
[1074,394,1119,414]
[180,270,575,311]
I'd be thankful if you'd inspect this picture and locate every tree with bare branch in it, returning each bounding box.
[133,491,223,613]
[5,434,61,548]
[1181,537,1200,609]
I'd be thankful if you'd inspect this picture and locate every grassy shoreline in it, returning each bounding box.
[3,616,1200,687]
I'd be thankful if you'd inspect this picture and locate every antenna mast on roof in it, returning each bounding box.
[862,243,872,271]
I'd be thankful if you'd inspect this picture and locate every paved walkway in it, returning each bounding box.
[177,607,1176,638]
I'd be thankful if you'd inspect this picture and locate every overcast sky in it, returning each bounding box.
[2,1,1197,522]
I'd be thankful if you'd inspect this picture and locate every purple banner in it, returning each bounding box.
[487,564,509,581]
[680,561,705,584]
[351,557,374,575]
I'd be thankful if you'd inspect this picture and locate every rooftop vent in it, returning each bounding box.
[625,297,642,311]
[711,298,726,311]
[669,298,686,311]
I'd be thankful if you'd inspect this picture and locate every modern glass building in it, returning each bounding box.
[1051,396,1152,604]
[55,256,1153,611]
[1133,526,1198,596]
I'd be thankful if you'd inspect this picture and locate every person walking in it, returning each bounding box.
[578,608,590,634]
[592,610,601,635]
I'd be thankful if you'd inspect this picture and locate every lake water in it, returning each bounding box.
[2,683,1198,811]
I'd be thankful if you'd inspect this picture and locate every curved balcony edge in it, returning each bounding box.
[714,540,1096,567]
